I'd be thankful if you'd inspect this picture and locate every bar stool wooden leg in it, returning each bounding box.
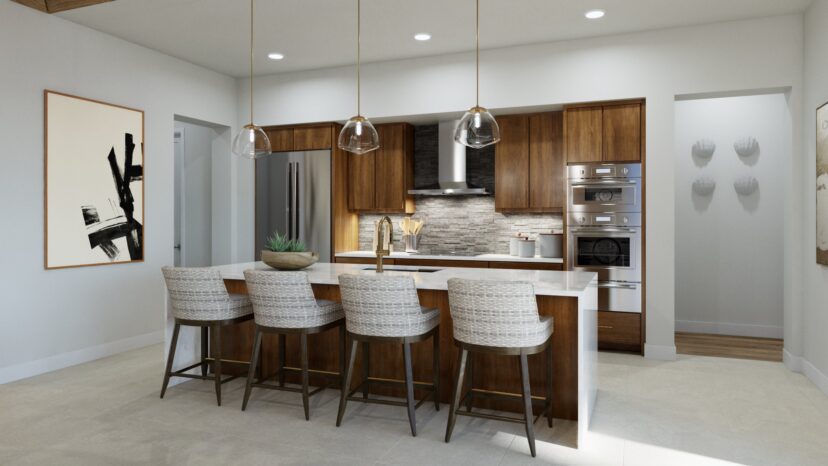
[403,341,417,437]
[337,338,358,427]
[362,342,370,400]
[200,326,209,377]
[212,324,222,407]
[545,342,554,428]
[465,352,474,412]
[278,334,286,387]
[241,326,262,411]
[519,350,536,458]
[433,331,440,411]
[160,322,180,399]
[300,333,310,421]
[445,347,468,443]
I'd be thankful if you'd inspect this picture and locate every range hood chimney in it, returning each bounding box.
[408,120,489,196]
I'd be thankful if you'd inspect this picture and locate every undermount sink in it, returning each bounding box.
[361,266,442,273]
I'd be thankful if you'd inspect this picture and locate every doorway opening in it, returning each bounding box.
[173,116,230,267]
[673,91,792,362]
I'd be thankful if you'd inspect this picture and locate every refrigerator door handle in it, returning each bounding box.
[293,162,300,242]
[286,162,293,240]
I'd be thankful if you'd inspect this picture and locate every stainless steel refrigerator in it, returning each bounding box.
[255,150,331,262]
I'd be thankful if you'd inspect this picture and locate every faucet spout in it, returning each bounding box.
[375,216,393,273]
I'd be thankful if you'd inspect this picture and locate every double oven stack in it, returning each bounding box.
[567,163,642,315]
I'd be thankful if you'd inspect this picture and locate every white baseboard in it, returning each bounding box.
[675,320,783,339]
[783,349,828,397]
[645,343,677,361]
[0,330,164,385]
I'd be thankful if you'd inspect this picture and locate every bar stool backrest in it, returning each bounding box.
[161,266,232,321]
[243,270,328,328]
[338,274,424,337]
[447,278,541,347]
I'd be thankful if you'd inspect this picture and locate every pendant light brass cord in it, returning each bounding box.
[476,0,479,108]
[357,0,361,116]
[249,0,254,125]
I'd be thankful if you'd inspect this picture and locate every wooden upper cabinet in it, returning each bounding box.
[348,151,376,211]
[266,128,294,152]
[347,122,414,213]
[603,103,642,162]
[495,115,530,211]
[565,106,603,163]
[494,112,565,212]
[529,112,565,210]
[293,125,332,151]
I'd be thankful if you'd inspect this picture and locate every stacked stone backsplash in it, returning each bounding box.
[359,197,563,256]
[358,124,562,255]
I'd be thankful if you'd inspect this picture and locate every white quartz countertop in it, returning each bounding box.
[214,262,596,298]
[335,251,564,264]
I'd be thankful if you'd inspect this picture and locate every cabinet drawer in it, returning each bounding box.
[394,259,483,268]
[598,311,641,351]
[488,261,562,271]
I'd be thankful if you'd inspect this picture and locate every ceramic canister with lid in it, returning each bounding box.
[509,232,527,256]
[517,238,536,258]
[538,230,563,258]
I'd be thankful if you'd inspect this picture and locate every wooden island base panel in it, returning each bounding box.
[164,262,598,448]
[222,281,580,421]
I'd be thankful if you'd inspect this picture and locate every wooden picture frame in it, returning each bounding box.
[44,90,145,269]
[818,101,828,266]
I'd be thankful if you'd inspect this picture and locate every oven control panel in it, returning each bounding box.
[569,213,641,227]
[568,163,641,180]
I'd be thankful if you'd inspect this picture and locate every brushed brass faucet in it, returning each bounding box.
[375,216,393,273]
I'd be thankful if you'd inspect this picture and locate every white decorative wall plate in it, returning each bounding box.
[692,139,716,159]
[692,175,716,196]
[734,136,759,157]
[733,175,758,195]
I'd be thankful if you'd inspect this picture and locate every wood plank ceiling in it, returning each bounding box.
[13,0,112,13]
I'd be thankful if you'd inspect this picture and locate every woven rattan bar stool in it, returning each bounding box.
[160,266,254,406]
[241,270,346,420]
[445,278,554,458]
[336,274,440,437]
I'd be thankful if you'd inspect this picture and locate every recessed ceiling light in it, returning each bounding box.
[414,33,432,41]
[267,52,285,60]
[585,9,605,19]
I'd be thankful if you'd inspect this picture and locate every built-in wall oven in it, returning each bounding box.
[568,163,642,314]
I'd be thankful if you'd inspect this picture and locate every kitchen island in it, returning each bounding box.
[165,262,598,447]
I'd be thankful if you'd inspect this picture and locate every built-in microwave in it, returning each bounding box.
[568,163,642,213]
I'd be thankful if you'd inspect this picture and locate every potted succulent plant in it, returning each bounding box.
[261,232,319,270]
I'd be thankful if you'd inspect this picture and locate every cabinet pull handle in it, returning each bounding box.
[598,325,614,329]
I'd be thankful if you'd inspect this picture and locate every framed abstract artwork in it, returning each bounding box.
[818,101,828,266]
[44,91,144,269]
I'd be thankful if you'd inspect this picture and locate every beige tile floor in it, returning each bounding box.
[1,345,826,466]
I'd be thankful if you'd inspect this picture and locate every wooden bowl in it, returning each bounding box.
[261,251,319,270]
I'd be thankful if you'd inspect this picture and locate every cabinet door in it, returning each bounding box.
[348,151,375,211]
[565,106,603,163]
[266,128,293,152]
[374,124,406,211]
[529,112,565,210]
[293,125,332,151]
[603,103,641,162]
[495,116,530,211]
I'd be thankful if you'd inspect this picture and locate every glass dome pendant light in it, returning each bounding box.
[232,0,271,159]
[454,0,500,149]
[337,0,380,155]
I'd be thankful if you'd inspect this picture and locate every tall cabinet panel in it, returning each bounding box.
[603,103,642,162]
[564,107,603,163]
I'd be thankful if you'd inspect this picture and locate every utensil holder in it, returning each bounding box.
[403,234,420,253]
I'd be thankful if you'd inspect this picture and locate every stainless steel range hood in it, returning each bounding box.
[408,120,489,196]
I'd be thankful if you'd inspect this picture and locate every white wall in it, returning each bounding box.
[795,0,828,394]
[674,94,789,338]
[0,2,238,383]
[238,15,805,359]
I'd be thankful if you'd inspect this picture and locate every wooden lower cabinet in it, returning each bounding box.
[394,259,481,268]
[334,257,394,266]
[335,257,562,271]
[597,311,641,352]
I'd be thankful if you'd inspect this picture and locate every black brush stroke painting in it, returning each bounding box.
[80,133,143,261]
